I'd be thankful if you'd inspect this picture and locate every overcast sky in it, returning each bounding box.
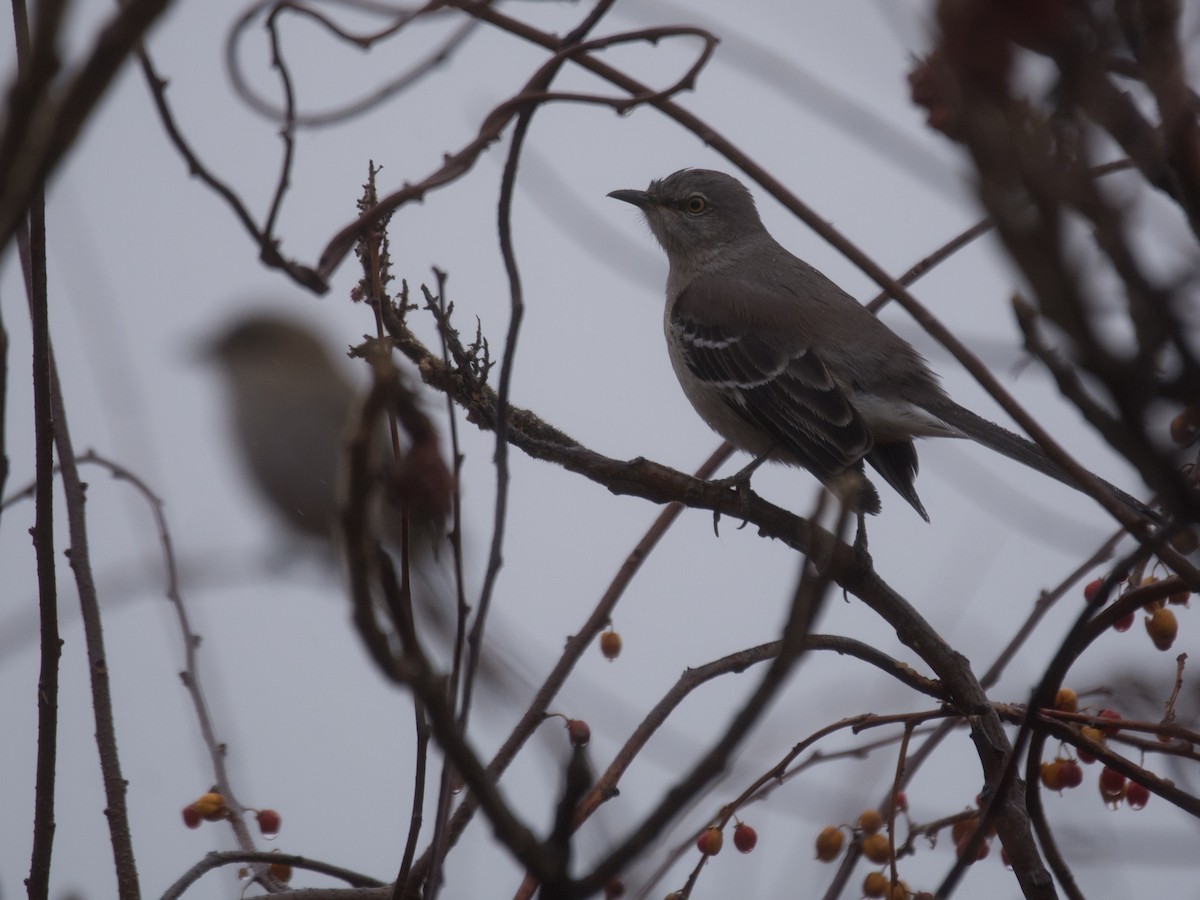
[2,2,1196,898]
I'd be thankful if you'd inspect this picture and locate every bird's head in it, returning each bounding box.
[607,168,765,266]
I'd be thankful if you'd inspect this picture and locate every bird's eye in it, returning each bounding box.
[684,194,708,214]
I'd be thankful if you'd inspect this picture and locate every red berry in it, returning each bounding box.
[950,816,976,844]
[1096,709,1122,736]
[1125,782,1150,810]
[1057,759,1083,789]
[182,804,201,829]
[696,827,723,856]
[566,718,590,748]
[815,825,844,861]
[1113,610,1135,632]
[1083,578,1104,602]
[956,837,989,862]
[604,877,625,898]
[599,631,622,660]
[1099,767,1127,805]
[733,822,758,853]
[891,791,908,814]
[256,809,281,837]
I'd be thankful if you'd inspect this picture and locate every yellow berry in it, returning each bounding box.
[194,792,227,821]
[1146,607,1178,651]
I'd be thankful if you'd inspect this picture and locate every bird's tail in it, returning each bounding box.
[930,399,1162,524]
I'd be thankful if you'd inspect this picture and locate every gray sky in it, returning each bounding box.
[2,2,1194,898]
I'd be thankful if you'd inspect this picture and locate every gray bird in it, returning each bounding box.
[608,168,1154,521]
[204,314,357,543]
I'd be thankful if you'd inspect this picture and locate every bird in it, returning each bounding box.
[203,314,361,545]
[608,168,1156,522]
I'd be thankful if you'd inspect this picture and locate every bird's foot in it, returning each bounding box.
[852,511,872,567]
[709,454,769,536]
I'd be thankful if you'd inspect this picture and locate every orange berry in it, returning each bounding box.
[863,871,889,898]
[858,809,884,834]
[1146,607,1178,651]
[1040,761,1063,792]
[1054,688,1078,713]
[1168,589,1191,606]
[890,881,910,900]
[861,832,892,864]
[696,827,723,856]
[268,861,292,883]
[599,630,622,660]
[815,825,844,861]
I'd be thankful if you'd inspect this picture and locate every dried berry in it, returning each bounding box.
[861,832,892,864]
[857,809,884,834]
[863,871,889,898]
[599,631,622,660]
[815,825,844,861]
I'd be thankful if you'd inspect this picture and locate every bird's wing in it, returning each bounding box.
[668,296,873,480]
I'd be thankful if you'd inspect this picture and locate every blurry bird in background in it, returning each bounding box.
[202,313,462,664]
[204,315,362,550]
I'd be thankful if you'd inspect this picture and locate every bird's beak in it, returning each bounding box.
[607,188,652,208]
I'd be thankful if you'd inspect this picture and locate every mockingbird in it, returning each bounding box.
[608,168,1156,522]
